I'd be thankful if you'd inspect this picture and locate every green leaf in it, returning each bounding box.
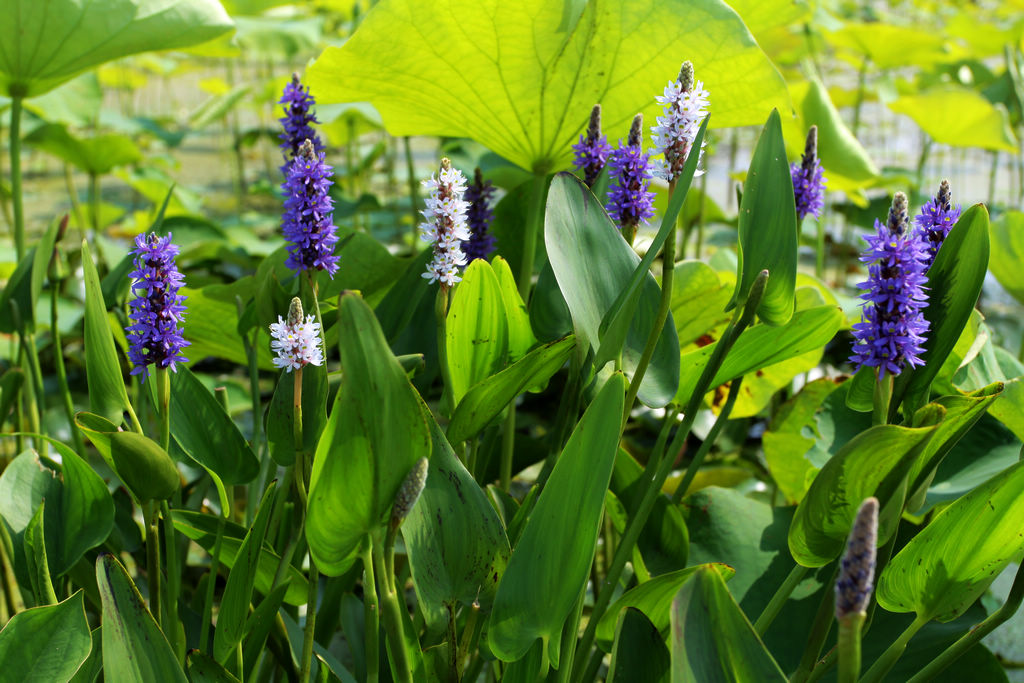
[307,293,432,575]
[595,117,709,370]
[109,432,180,503]
[492,256,537,363]
[168,366,259,485]
[30,216,64,319]
[877,459,1024,622]
[81,240,131,425]
[171,511,307,606]
[989,210,1024,305]
[186,651,240,683]
[446,260,509,405]
[265,359,329,467]
[529,261,572,343]
[307,0,787,172]
[670,565,786,683]
[607,609,670,683]
[0,0,233,97]
[447,336,575,444]
[213,485,275,663]
[403,415,510,629]
[894,205,990,414]
[0,448,113,580]
[0,592,91,683]
[797,75,878,183]
[788,415,942,568]
[545,173,679,407]
[827,22,948,70]
[888,88,1018,152]
[489,373,626,665]
[0,368,25,431]
[670,261,733,348]
[596,564,735,650]
[24,502,57,605]
[728,109,798,326]
[0,245,36,333]
[24,124,141,174]
[97,554,187,683]
[675,305,843,403]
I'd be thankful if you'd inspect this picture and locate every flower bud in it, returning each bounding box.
[390,457,429,528]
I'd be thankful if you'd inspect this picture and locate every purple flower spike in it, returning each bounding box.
[279,73,323,172]
[651,61,709,183]
[850,192,930,377]
[125,232,190,381]
[791,126,826,221]
[836,498,878,619]
[915,179,961,269]
[573,104,612,188]
[606,114,655,241]
[282,139,340,277]
[463,168,497,262]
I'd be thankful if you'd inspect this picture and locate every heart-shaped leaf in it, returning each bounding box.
[0,591,91,682]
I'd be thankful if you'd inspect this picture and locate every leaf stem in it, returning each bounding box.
[142,499,162,625]
[837,613,865,683]
[299,557,319,683]
[790,564,840,683]
[362,542,380,683]
[872,372,893,426]
[9,96,24,260]
[373,537,413,683]
[161,499,183,664]
[754,562,810,636]
[859,614,928,683]
[51,284,86,455]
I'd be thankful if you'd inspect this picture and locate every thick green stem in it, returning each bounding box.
[300,558,319,683]
[362,543,380,683]
[872,372,893,426]
[859,614,928,683]
[143,500,162,624]
[815,216,826,280]
[51,283,85,455]
[670,376,743,505]
[754,563,810,636]
[161,499,183,664]
[373,538,413,683]
[623,180,678,422]
[836,613,865,683]
[10,96,24,260]
[156,368,171,452]
[790,564,840,683]
[907,561,1024,682]
[436,286,456,420]
[200,511,226,651]
[293,367,304,456]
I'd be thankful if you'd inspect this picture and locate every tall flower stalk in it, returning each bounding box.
[282,139,340,278]
[791,126,826,222]
[463,168,497,262]
[850,193,930,421]
[573,104,612,188]
[420,158,470,287]
[915,179,961,269]
[606,113,655,245]
[279,74,323,172]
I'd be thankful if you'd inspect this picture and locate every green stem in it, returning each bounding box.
[859,614,928,683]
[988,151,999,207]
[300,558,319,683]
[907,561,1024,682]
[669,376,744,505]
[754,563,810,636]
[10,95,24,260]
[555,587,586,683]
[362,543,380,683]
[872,372,893,426]
[156,368,171,452]
[63,165,87,237]
[89,173,101,235]
[143,500,162,624]
[851,59,868,139]
[623,179,679,422]
[436,286,456,419]
[815,216,826,280]
[373,538,413,683]
[293,367,304,456]
[200,511,226,651]
[790,564,840,683]
[499,404,515,491]
[51,282,85,456]
[575,273,768,677]
[836,613,865,683]
[161,499,183,664]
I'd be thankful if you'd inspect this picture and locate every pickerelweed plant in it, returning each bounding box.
[1,7,1022,683]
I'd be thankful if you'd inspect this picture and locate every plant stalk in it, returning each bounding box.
[859,614,928,683]
[51,282,86,455]
[790,564,840,683]
[836,613,865,683]
[373,538,413,683]
[9,96,24,260]
[754,563,810,636]
[362,542,380,683]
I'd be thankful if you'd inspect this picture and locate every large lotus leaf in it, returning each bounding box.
[307,0,787,173]
[888,87,1018,153]
[0,0,233,97]
[826,23,949,70]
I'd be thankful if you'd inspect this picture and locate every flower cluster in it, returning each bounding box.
[572,104,612,188]
[835,498,879,619]
[463,168,497,262]
[269,298,324,372]
[420,158,471,286]
[850,193,930,376]
[606,114,655,240]
[279,74,322,170]
[791,126,826,221]
[915,179,961,269]
[282,139,340,277]
[125,233,190,381]
[651,61,709,182]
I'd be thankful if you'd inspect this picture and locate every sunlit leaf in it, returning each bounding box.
[888,88,1018,152]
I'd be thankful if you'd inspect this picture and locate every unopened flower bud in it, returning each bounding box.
[835,498,879,619]
[390,457,429,528]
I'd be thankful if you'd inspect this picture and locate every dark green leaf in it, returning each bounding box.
[81,240,131,425]
[0,592,91,682]
[607,609,670,683]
